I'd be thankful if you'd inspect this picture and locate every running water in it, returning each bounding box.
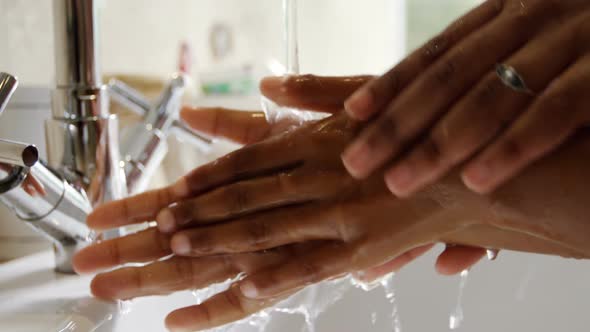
[261,0,329,128]
[283,0,299,74]
[449,270,469,330]
[380,274,403,332]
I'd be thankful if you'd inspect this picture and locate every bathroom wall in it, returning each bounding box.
[0,0,400,86]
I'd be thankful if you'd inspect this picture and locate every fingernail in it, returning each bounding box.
[171,234,191,255]
[341,143,370,179]
[385,165,415,196]
[157,209,176,233]
[239,280,259,299]
[462,163,492,193]
[345,90,372,119]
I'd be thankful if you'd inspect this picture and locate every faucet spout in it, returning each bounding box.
[0,143,94,273]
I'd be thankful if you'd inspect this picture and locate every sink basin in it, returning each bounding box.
[0,250,119,332]
[0,250,213,332]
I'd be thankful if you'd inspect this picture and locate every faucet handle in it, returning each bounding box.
[107,78,151,116]
[0,73,18,116]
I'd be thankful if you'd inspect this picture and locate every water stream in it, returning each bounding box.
[449,270,469,330]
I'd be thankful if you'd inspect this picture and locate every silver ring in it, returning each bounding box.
[495,64,534,95]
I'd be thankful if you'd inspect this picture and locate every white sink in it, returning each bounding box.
[0,250,119,332]
[0,250,220,332]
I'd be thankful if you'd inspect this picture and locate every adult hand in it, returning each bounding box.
[152,114,587,304]
[77,109,590,331]
[74,76,483,331]
[341,0,590,196]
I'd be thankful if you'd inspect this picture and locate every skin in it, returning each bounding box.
[75,111,590,332]
[73,76,485,331]
[340,0,590,196]
[79,111,590,332]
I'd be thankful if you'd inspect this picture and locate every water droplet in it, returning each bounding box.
[486,249,499,261]
[371,312,378,325]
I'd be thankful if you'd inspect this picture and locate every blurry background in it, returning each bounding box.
[2,1,590,332]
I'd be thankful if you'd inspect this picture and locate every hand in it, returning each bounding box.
[148,114,495,302]
[148,113,588,302]
[74,113,484,332]
[341,0,590,196]
[75,75,481,331]
[77,111,590,331]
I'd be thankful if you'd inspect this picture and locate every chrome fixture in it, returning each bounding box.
[0,74,93,273]
[0,0,210,273]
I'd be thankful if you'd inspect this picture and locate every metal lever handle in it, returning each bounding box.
[0,73,18,116]
[108,74,212,148]
[108,78,151,116]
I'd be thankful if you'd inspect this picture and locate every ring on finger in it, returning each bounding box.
[496,63,536,96]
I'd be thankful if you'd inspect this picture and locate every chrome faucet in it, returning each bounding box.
[0,0,209,273]
[0,73,94,273]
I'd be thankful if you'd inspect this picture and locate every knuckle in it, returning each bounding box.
[431,57,458,87]
[245,219,272,248]
[108,240,122,265]
[472,76,503,108]
[172,257,195,281]
[131,268,145,292]
[497,138,525,160]
[367,114,398,148]
[195,305,213,324]
[225,185,250,214]
[190,231,215,254]
[275,172,295,195]
[420,33,451,64]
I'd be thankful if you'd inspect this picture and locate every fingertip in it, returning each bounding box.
[259,76,284,98]
[461,166,493,194]
[157,209,177,233]
[90,274,119,301]
[179,106,195,124]
[436,246,486,276]
[165,312,191,332]
[86,203,116,230]
[72,249,92,275]
[434,259,459,276]
[239,280,260,299]
[344,89,373,121]
[171,234,191,255]
[341,145,371,180]
[384,166,416,198]
[170,178,190,199]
